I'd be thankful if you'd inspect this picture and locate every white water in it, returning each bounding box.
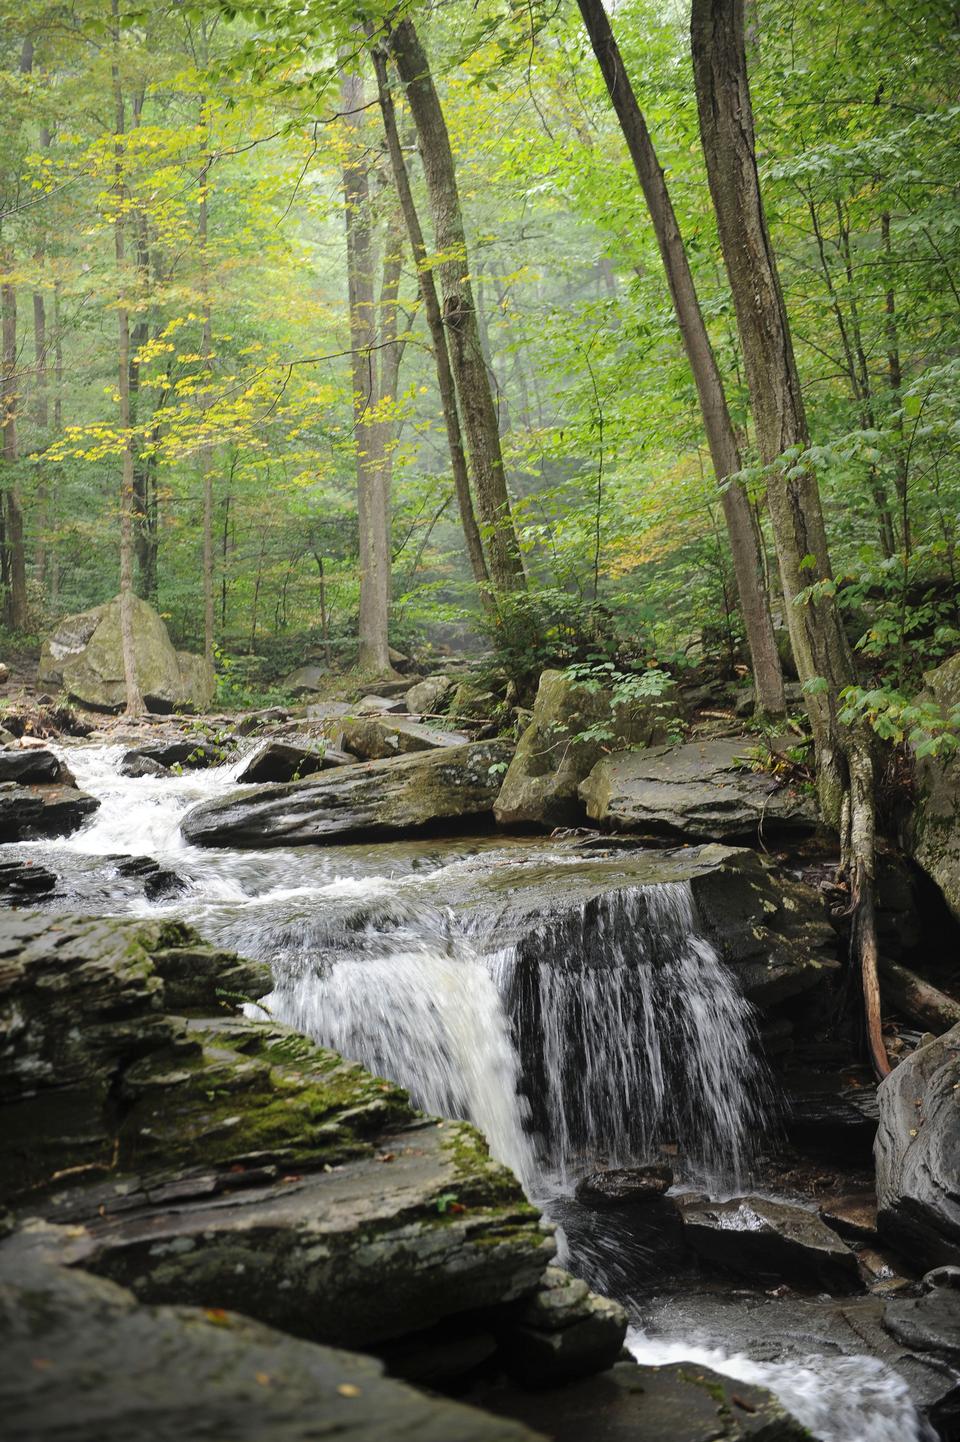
[627,1330,935,1442]
[13,742,931,1442]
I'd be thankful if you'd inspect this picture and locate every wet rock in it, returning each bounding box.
[580,737,819,842]
[0,860,57,900]
[0,1251,540,1442]
[911,650,960,920]
[122,740,225,772]
[39,595,214,714]
[818,1191,879,1244]
[876,1022,960,1267]
[112,856,185,901]
[676,1194,860,1289]
[0,781,99,843]
[0,747,71,785]
[575,1164,673,1209]
[237,738,348,784]
[497,1265,627,1387]
[473,1358,808,1441]
[181,740,515,849]
[782,1069,879,1165]
[340,716,469,761]
[923,1265,960,1291]
[406,675,454,715]
[884,1285,960,1430]
[119,752,170,778]
[495,669,678,829]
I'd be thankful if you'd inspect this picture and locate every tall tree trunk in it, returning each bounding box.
[341,68,391,675]
[882,212,910,555]
[691,0,887,1078]
[388,17,526,595]
[32,285,48,590]
[577,0,784,716]
[0,268,28,631]
[199,91,215,671]
[368,39,491,599]
[111,0,144,716]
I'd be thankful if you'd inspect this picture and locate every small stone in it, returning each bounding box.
[575,1164,673,1209]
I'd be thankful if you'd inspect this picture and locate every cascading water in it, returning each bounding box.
[9,742,933,1442]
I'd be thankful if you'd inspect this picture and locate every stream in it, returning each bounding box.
[8,743,934,1442]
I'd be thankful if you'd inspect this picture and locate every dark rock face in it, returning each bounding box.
[676,1195,860,1289]
[580,737,819,842]
[181,740,515,848]
[0,859,58,900]
[112,855,185,900]
[236,738,347,783]
[122,739,225,772]
[574,1164,673,1209]
[0,746,70,784]
[911,650,960,920]
[0,1251,541,1442]
[119,751,170,778]
[876,1022,960,1267]
[0,780,99,842]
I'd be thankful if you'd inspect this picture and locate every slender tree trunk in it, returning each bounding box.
[882,212,910,555]
[199,91,215,670]
[1,268,28,631]
[691,0,888,1077]
[341,69,391,675]
[388,17,526,595]
[111,0,144,715]
[577,0,784,716]
[32,286,48,590]
[369,39,491,600]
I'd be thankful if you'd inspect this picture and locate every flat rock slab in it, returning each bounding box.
[237,738,349,783]
[472,1358,807,1441]
[181,740,514,848]
[677,1194,860,1289]
[580,737,818,842]
[0,746,70,784]
[0,1252,541,1442]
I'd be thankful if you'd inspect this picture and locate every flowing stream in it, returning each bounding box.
[8,743,932,1442]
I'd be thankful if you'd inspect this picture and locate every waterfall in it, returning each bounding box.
[487,881,770,1188]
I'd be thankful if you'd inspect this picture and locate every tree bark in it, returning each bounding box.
[879,957,960,1035]
[112,0,144,716]
[388,16,526,595]
[369,39,491,600]
[577,0,784,716]
[341,68,392,675]
[691,0,888,1077]
[1,268,28,631]
[199,89,215,671]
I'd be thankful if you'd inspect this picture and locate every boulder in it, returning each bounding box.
[496,1265,627,1387]
[283,664,329,694]
[876,1022,960,1267]
[340,716,469,761]
[121,740,225,774]
[495,669,678,828]
[112,855,185,901]
[236,738,351,784]
[911,651,960,919]
[580,737,819,842]
[0,747,71,785]
[0,1250,542,1442]
[39,596,214,714]
[676,1194,860,1289]
[406,675,454,715]
[181,740,515,849]
[357,694,409,715]
[0,781,99,843]
[574,1164,673,1209]
[119,752,170,778]
[0,860,57,900]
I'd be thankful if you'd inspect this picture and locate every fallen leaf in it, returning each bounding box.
[255,1371,271,1387]
[337,1384,361,1398]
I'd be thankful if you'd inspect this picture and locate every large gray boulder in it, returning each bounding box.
[580,736,819,842]
[39,595,214,714]
[876,1023,960,1267]
[0,780,99,842]
[911,651,960,919]
[495,669,677,828]
[181,739,514,848]
[676,1194,860,1289]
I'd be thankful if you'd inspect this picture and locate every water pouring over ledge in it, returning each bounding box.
[14,743,931,1442]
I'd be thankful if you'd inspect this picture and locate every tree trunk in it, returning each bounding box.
[369,39,491,600]
[691,0,888,1077]
[388,17,526,595]
[0,269,28,631]
[199,92,215,671]
[32,285,48,590]
[112,0,144,716]
[341,68,391,675]
[577,0,784,717]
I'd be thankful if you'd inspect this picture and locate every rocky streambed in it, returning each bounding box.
[1,728,959,1442]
